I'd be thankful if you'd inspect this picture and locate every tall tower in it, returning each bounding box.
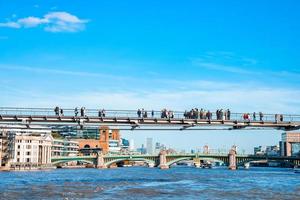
[146,138,153,155]
[99,126,110,153]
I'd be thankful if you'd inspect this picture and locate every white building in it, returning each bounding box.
[13,133,53,167]
[52,138,79,157]
[109,139,121,153]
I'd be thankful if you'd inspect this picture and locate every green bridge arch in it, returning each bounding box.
[52,159,95,166]
[104,158,156,167]
[166,157,194,166]
[166,156,227,167]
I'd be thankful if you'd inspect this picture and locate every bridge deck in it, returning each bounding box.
[0,107,299,130]
[0,114,299,130]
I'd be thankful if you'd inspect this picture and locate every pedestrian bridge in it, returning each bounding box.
[0,107,300,131]
[51,153,300,169]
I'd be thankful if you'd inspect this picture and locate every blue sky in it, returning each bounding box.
[0,0,300,152]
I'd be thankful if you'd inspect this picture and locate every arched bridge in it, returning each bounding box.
[51,153,300,169]
[0,107,300,131]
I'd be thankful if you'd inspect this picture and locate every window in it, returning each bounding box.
[26,158,30,163]
[17,151,20,156]
[17,145,20,149]
[17,158,20,162]
[26,152,30,156]
[292,143,300,156]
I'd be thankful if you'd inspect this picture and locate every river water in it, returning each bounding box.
[0,167,299,200]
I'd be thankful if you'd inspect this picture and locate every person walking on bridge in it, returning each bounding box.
[259,112,264,121]
[227,109,231,120]
[137,109,141,118]
[216,110,220,120]
[101,109,106,117]
[200,109,204,119]
[184,110,188,119]
[74,107,78,117]
[253,112,256,121]
[144,111,148,118]
[80,107,85,117]
[54,106,60,116]
[207,110,212,120]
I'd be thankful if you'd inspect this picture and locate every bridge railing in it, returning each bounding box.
[0,107,299,123]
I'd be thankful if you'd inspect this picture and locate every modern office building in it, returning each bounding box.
[137,144,147,154]
[154,142,166,154]
[265,145,280,156]
[52,138,79,157]
[146,138,153,154]
[254,146,265,155]
[121,138,130,150]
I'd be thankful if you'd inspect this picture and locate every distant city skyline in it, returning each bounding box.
[1,1,300,152]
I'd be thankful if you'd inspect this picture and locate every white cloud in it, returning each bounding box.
[0,11,88,32]
[192,58,300,79]
[193,60,259,75]
[43,12,88,32]
[18,16,48,27]
[0,65,131,81]
[0,21,20,28]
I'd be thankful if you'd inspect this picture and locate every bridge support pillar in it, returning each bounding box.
[158,150,169,169]
[228,146,237,170]
[96,152,107,169]
[193,158,201,168]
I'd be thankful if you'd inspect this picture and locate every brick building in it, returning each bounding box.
[75,126,120,155]
[280,132,300,157]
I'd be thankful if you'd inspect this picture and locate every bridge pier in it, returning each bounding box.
[193,158,201,168]
[96,152,107,169]
[228,146,237,170]
[158,150,169,169]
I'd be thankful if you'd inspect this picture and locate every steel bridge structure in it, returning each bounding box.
[0,107,299,131]
[51,153,300,168]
